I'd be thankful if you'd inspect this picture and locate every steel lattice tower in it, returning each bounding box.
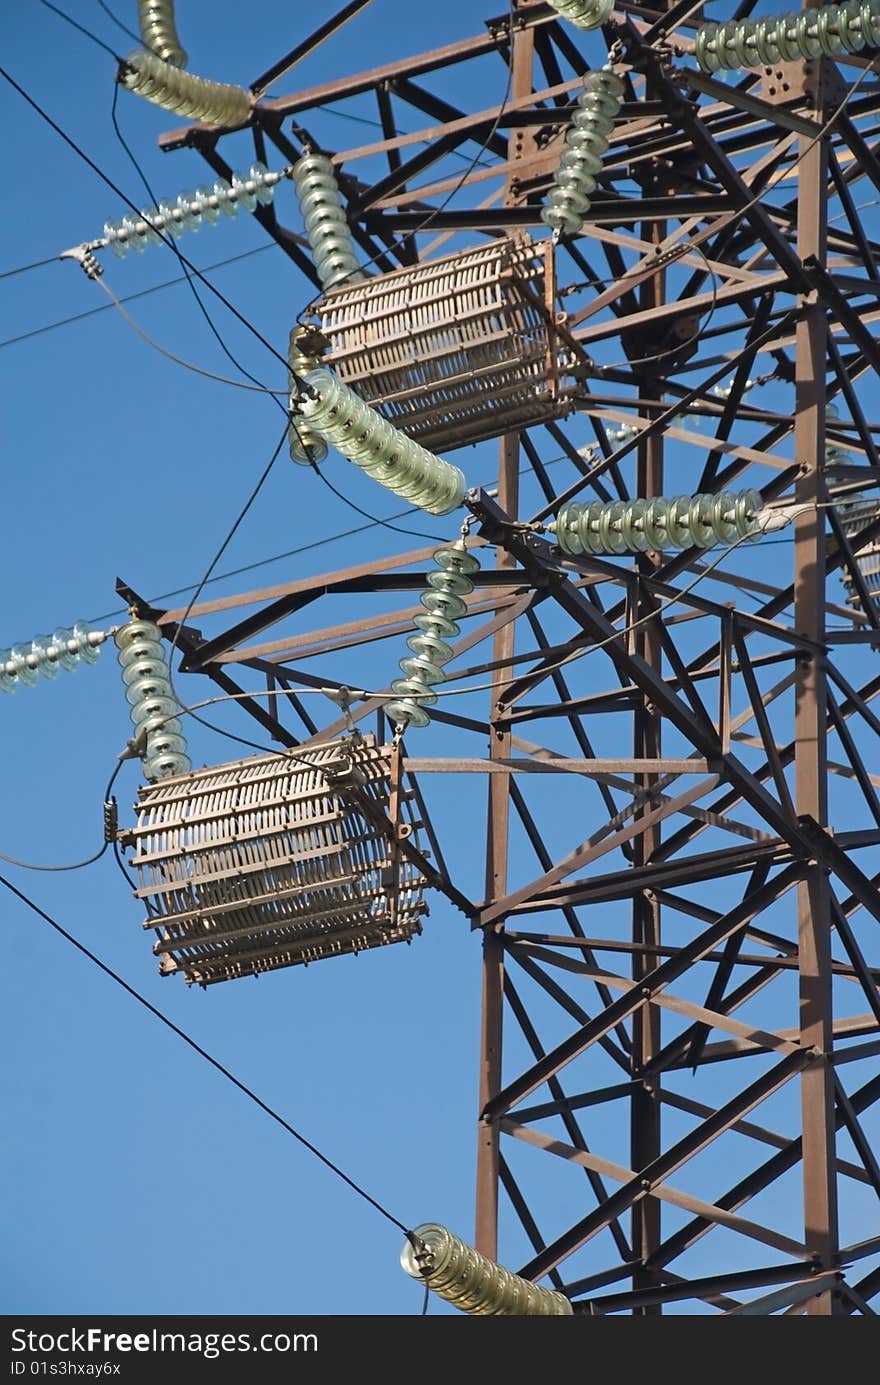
[121,0,880,1314]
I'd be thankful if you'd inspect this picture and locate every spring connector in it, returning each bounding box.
[114,620,191,782]
[541,68,624,238]
[288,326,329,465]
[694,0,880,72]
[292,367,466,515]
[103,798,119,844]
[119,50,253,127]
[60,242,104,280]
[385,540,481,731]
[293,153,365,292]
[546,0,616,29]
[549,489,763,555]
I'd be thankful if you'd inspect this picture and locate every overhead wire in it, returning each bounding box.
[0,253,63,282]
[0,760,124,873]
[0,65,291,374]
[0,870,412,1237]
[295,0,518,318]
[0,245,276,353]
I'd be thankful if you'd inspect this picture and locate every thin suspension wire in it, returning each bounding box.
[109,83,280,401]
[0,246,275,353]
[94,0,142,50]
[105,91,447,548]
[85,450,575,625]
[0,762,124,873]
[0,254,62,282]
[92,276,287,393]
[0,66,290,374]
[134,514,799,767]
[0,870,411,1236]
[296,0,517,319]
[35,0,122,60]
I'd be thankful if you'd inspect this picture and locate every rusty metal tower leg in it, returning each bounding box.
[476,432,520,1259]
[475,0,533,1260]
[631,393,664,1309]
[795,54,839,1315]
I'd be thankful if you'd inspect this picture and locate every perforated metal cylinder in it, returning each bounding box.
[316,237,573,452]
[120,736,427,986]
[401,1224,573,1315]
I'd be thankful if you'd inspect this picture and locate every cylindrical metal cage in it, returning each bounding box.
[120,735,427,986]
[315,237,575,452]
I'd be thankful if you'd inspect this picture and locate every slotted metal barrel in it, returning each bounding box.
[316,237,574,452]
[121,735,427,986]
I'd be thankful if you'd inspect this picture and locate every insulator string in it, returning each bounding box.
[401,1224,572,1315]
[542,67,624,238]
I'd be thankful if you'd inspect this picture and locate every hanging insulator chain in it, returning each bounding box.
[293,153,365,292]
[549,489,764,555]
[292,367,466,515]
[0,622,107,695]
[385,540,481,732]
[542,67,625,238]
[118,50,253,127]
[695,0,880,72]
[546,0,615,30]
[103,162,284,258]
[137,0,187,68]
[401,1224,573,1315]
[114,620,191,782]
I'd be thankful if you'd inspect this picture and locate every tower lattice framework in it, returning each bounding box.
[124,0,880,1314]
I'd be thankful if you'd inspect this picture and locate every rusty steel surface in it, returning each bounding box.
[147,0,880,1314]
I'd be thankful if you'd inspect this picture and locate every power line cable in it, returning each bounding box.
[0,761,124,873]
[104,80,450,548]
[94,0,141,50]
[35,0,121,61]
[296,0,517,317]
[109,81,284,401]
[0,253,62,282]
[0,246,276,352]
[0,869,412,1236]
[0,65,290,374]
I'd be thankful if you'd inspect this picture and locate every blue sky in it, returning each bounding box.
[2,1,879,1317]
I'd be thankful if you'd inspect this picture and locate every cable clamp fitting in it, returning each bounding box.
[59,241,105,281]
[758,501,816,533]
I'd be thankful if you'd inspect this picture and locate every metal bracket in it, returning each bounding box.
[59,241,104,280]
